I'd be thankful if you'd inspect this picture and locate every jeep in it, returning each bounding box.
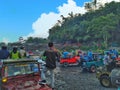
[0,59,52,90]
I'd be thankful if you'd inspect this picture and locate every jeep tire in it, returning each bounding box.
[63,62,69,67]
[89,65,96,73]
[100,75,111,88]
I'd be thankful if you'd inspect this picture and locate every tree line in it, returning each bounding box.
[48,1,120,49]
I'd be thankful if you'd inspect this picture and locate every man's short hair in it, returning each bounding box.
[2,46,7,50]
[20,46,24,49]
[13,46,18,50]
[48,42,53,47]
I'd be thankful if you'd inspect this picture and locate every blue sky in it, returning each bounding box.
[0,0,93,43]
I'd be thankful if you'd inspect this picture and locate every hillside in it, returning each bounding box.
[48,1,120,49]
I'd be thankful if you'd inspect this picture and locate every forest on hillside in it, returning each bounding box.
[48,1,120,49]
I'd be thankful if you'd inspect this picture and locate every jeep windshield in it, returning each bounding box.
[3,60,39,77]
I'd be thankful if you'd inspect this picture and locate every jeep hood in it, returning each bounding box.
[2,74,52,90]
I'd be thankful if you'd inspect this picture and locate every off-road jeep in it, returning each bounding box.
[0,59,52,90]
[96,61,116,88]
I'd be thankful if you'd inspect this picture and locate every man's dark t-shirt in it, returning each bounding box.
[0,50,9,59]
[43,49,57,69]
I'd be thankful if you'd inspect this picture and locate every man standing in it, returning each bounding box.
[0,46,10,59]
[87,50,93,61]
[19,46,26,58]
[10,46,21,59]
[40,42,58,89]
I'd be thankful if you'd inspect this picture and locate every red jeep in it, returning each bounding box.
[60,56,80,67]
[0,59,52,90]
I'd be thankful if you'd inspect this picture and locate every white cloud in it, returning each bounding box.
[58,0,86,16]
[30,12,60,38]
[27,0,87,38]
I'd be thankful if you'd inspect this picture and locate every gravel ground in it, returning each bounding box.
[53,65,118,90]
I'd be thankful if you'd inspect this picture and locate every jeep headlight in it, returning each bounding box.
[96,70,101,74]
[2,77,7,83]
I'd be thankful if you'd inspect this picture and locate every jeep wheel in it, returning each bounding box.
[100,75,111,88]
[89,65,96,73]
[63,62,69,67]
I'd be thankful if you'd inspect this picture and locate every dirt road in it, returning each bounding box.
[54,66,117,90]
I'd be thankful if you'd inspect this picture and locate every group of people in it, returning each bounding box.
[102,49,119,72]
[103,49,119,65]
[79,50,94,62]
[0,45,26,60]
[61,49,94,62]
[0,43,59,90]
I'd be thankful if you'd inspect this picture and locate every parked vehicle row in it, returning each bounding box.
[60,53,104,73]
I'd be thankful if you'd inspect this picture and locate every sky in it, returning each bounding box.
[0,0,119,43]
